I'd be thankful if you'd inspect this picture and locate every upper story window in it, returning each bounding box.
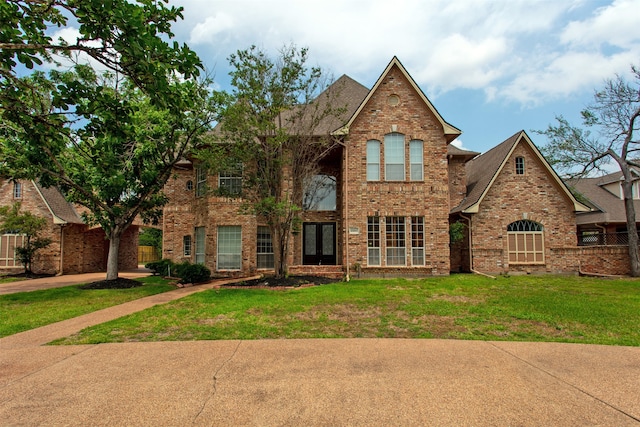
[303,174,336,211]
[515,156,525,175]
[366,140,381,181]
[409,140,423,181]
[13,182,22,199]
[218,163,242,196]
[385,133,405,181]
[195,166,207,197]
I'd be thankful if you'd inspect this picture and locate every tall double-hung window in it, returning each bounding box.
[195,166,207,197]
[367,216,381,266]
[256,226,274,269]
[409,140,424,181]
[411,216,425,265]
[366,140,381,181]
[217,226,242,270]
[386,216,406,266]
[384,133,405,181]
[194,226,205,264]
[218,163,242,196]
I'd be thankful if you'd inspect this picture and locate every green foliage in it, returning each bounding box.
[0,202,52,274]
[145,259,210,284]
[0,276,175,338]
[202,44,346,278]
[139,228,162,252]
[0,0,213,280]
[449,221,466,244]
[54,275,640,346]
[173,262,211,284]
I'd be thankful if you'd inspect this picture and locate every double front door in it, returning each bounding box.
[303,222,336,265]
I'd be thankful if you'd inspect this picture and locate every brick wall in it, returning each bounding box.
[468,143,580,274]
[344,64,450,275]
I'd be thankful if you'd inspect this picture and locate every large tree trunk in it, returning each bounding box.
[106,228,122,281]
[620,177,640,276]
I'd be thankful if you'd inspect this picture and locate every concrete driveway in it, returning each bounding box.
[1,273,639,426]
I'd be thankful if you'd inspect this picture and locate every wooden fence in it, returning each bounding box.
[138,245,160,264]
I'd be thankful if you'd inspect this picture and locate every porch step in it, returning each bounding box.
[288,265,345,279]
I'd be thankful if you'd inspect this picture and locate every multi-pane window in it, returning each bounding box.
[411,216,425,265]
[195,166,207,197]
[183,235,192,257]
[218,163,242,196]
[515,157,525,175]
[384,133,405,181]
[194,226,205,264]
[366,140,381,181]
[386,216,406,266]
[409,140,423,181]
[303,175,336,211]
[257,226,274,269]
[13,182,22,199]
[367,216,381,266]
[217,226,242,270]
[0,234,25,267]
[507,220,544,264]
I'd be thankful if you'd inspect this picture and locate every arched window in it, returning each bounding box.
[507,220,544,264]
[366,140,380,181]
[384,133,405,181]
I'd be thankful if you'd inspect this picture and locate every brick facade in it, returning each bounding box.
[1,179,138,275]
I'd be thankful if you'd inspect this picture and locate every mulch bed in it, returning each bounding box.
[78,278,145,290]
[223,275,337,289]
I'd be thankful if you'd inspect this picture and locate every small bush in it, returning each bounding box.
[145,259,173,276]
[174,262,211,284]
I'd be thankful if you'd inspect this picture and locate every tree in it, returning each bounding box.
[0,1,213,281]
[202,45,346,278]
[538,65,640,276]
[0,202,52,275]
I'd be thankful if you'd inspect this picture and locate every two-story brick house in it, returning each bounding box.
[161,57,593,277]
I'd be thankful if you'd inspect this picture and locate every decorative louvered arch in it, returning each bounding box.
[507,220,543,232]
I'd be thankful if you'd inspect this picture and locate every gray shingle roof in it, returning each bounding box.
[34,182,84,224]
[569,175,640,225]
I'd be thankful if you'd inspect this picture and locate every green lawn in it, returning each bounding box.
[52,274,640,346]
[0,276,175,338]
[0,276,24,284]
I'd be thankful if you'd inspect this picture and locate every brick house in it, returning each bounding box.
[0,179,138,275]
[161,57,611,277]
[450,131,590,274]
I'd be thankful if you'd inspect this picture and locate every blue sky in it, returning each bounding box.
[162,0,639,154]
[50,0,640,154]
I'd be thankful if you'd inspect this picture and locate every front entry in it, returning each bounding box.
[303,222,336,265]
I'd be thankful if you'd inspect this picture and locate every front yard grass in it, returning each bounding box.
[52,274,640,346]
[0,276,175,338]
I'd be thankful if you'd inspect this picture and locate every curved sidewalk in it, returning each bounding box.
[1,275,639,426]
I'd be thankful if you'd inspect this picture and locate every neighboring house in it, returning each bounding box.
[450,131,591,274]
[0,179,138,275]
[162,56,602,277]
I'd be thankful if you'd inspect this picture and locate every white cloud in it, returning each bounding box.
[189,13,235,45]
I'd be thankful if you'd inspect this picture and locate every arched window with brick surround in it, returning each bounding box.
[507,220,544,264]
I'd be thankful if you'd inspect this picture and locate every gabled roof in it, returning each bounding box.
[569,175,640,225]
[447,145,479,162]
[334,57,462,143]
[452,131,590,214]
[33,182,84,224]
[312,74,370,135]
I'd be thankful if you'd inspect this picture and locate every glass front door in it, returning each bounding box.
[303,222,336,265]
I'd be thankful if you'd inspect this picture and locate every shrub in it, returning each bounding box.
[145,259,173,276]
[174,261,211,284]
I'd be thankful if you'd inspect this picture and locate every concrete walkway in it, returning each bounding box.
[1,274,639,426]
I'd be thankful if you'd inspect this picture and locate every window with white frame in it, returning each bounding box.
[218,163,242,196]
[367,216,381,266]
[217,226,241,270]
[384,133,405,181]
[411,216,425,265]
[183,235,192,257]
[257,226,274,269]
[195,166,207,197]
[507,220,544,264]
[386,216,406,266]
[194,226,205,264]
[515,157,525,175]
[366,140,381,181]
[13,182,22,199]
[409,140,423,181]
